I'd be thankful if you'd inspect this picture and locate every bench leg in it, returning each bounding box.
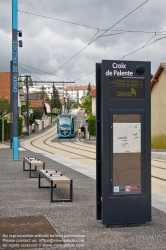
[70,180,73,202]
[38,174,51,188]
[23,160,25,171]
[51,180,53,202]
[29,164,37,178]
[38,173,41,188]
[50,181,73,203]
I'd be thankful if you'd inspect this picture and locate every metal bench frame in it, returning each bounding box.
[38,170,73,202]
[23,157,45,178]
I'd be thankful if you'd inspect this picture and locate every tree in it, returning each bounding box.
[0,98,10,116]
[87,82,92,96]
[71,101,79,109]
[51,83,62,110]
[24,77,33,86]
[81,95,91,114]
[32,107,43,120]
[45,93,50,103]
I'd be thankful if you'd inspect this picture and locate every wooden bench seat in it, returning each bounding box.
[23,157,45,178]
[38,169,73,202]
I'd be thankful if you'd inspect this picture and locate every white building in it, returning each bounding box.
[64,85,95,103]
[23,84,64,99]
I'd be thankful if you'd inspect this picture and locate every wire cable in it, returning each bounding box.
[18,64,41,80]
[75,71,95,82]
[74,35,166,82]
[42,0,149,80]
[118,35,166,60]
[100,29,166,37]
[18,9,106,31]
[18,8,166,36]
[18,63,74,81]
[142,33,156,48]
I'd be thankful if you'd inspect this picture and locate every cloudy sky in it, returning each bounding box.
[1,0,166,87]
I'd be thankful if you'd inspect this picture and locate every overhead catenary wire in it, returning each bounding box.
[18,63,74,82]
[74,35,166,82]
[18,64,41,80]
[118,35,166,60]
[18,9,166,36]
[100,29,166,37]
[142,33,156,48]
[41,0,149,80]
[75,71,96,82]
[18,1,150,83]
[18,9,106,31]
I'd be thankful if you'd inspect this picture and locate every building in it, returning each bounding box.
[151,63,166,136]
[64,85,95,103]
[0,72,25,115]
[90,88,96,116]
[23,84,64,100]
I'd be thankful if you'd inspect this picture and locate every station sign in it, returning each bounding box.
[96,60,151,226]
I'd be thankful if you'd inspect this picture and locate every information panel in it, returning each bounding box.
[110,78,145,99]
[113,114,141,195]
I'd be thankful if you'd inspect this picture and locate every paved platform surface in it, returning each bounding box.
[0,137,166,249]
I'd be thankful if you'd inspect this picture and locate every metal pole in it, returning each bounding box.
[10,61,13,149]
[12,0,19,159]
[26,77,29,136]
[51,93,52,123]
[2,119,4,143]
[63,82,65,113]
[42,85,44,116]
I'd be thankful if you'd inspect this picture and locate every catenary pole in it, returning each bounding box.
[26,76,29,136]
[12,0,19,159]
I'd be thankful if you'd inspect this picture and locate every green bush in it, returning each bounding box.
[0,117,23,141]
[151,134,166,149]
[87,115,96,136]
[47,112,59,117]
[18,117,23,136]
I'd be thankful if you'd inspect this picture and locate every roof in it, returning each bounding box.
[0,72,26,105]
[90,88,96,97]
[29,100,43,108]
[0,72,10,100]
[64,85,95,91]
[24,93,41,100]
[151,63,166,90]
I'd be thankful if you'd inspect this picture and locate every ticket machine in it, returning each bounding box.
[96,60,151,226]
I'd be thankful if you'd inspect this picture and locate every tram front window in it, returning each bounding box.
[60,116,70,131]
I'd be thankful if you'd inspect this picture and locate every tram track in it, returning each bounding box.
[58,139,96,153]
[151,158,166,193]
[22,117,166,192]
[29,123,96,161]
[151,175,166,182]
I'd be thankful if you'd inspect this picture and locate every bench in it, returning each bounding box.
[38,169,73,202]
[23,157,45,178]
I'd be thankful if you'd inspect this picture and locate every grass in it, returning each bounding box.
[151,134,166,149]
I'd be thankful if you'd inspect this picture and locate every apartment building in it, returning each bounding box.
[64,85,95,103]
[23,84,64,99]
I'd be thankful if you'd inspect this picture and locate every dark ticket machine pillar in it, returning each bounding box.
[96,60,151,226]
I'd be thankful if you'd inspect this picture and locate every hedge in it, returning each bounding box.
[87,116,96,136]
[47,112,59,117]
[0,117,23,141]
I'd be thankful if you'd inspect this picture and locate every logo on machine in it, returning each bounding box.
[117,88,136,97]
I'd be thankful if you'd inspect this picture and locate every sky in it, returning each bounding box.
[1,0,166,87]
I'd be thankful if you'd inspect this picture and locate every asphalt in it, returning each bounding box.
[0,130,166,250]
